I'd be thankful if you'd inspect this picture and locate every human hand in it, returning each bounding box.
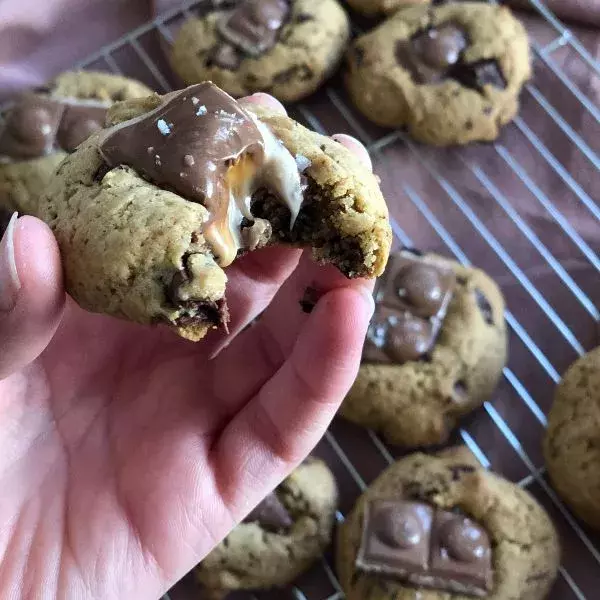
[0,94,375,599]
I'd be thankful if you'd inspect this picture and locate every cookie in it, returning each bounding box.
[194,458,338,599]
[14,83,390,341]
[344,3,531,145]
[170,0,350,103]
[345,0,490,18]
[340,249,507,447]
[0,71,153,216]
[337,448,560,600]
[544,347,600,530]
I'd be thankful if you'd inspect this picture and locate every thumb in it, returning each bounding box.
[0,214,65,380]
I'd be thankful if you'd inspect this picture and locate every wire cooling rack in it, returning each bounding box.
[62,0,600,598]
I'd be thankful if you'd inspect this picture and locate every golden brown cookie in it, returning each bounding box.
[544,347,600,530]
[15,84,390,341]
[170,0,350,103]
[340,250,507,447]
[345,3,531,145]
[194,458,338,599]
[337,448,560,600]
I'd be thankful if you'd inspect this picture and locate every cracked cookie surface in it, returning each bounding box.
[194,458,338,598]
[0,70,153,217]
[170,0,350,103]
[344,2,531,145]
[337,448,560,600]
[340,250,507,448]
[544,347,600,530]
[33,86,390,341]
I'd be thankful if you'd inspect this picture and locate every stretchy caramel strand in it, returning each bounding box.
[100,82,304,268]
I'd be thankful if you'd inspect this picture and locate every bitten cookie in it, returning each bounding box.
[337,448,560,600]
[18,83,390,341]
[544,347,600,530]
[0,71,152,215]
[194,458,338,599]
[340,249,507,447]
[170,0,350,103]
[345,3,531,145]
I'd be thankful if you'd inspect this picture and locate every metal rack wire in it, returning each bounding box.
[63,0,600,598]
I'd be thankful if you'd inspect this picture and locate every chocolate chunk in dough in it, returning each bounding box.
[57,104,107,152]
[396,24,468,85]
[244,492,293,532]
[0,95,64,159]
[217,0,290,57]
[449,59,507,92]
[363,252,456,364]
[356,499,493,597]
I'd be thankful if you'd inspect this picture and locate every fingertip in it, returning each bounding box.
[240,93,287,116]
[331,134,373,172]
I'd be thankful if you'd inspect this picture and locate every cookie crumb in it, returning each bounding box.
[300,286,325,313]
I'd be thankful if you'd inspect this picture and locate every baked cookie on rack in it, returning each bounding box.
[544,347,600,530]
[337,447,560,600]
[340,249,507,447]
[345,0,491,18]
[194,458,337,599]
[14,83,390,341]
[170,0,350,103]
[0,71,153,216]
[345,2,531,145]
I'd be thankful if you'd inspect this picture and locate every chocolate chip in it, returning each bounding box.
[93,162,111,182]
[482,106,493,116]
[453,380,468,402]
[353,45,366,66]
[449,59,506,92]
[273,64,312,84]
[299,286,324,313]
[465,119,474,130]
[475,288,494,325]
[295,13,313,23]
[449,464,476,481]
[174,298,229,328]
[207,43,242,70]
[168,269,188,304]
[113,90,126,102]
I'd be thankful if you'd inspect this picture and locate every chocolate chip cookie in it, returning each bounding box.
[340,250,507,447]
[194,458,338,599]
[337,448,560,600]
[345,0,490,18]
[544,347,600,530]
[170,0,351,103]
[19,83,390,341]
[345,3,531,145]
[0,71,153,217]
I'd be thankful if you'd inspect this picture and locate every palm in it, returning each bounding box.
[0,246,373,599]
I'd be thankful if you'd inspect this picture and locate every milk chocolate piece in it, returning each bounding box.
[57,104,107,152]
[396,24,468,85]
[100,82,303,268]
[217,0,290,57]
[0,95,64,159]
[244,492,293,532]
[357,500,493,597]
[0,95,109,160]
[363,251,455,364]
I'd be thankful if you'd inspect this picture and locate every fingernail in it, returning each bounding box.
[241,93,287,116]
[331,134,373,172]
[357,286,376,320]
[0,212,21,312]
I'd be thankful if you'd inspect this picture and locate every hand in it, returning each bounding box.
[0,94,375,599]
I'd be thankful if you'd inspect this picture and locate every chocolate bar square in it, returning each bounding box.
[356,500,433,577]
[429,510,493,597]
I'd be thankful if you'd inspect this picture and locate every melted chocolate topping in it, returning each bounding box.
[100,83,303,268]
[357,499,493,597]
[0,94,108,160]
[363,251,456,364]
[210,0,290,68]
[244,492,293,532]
